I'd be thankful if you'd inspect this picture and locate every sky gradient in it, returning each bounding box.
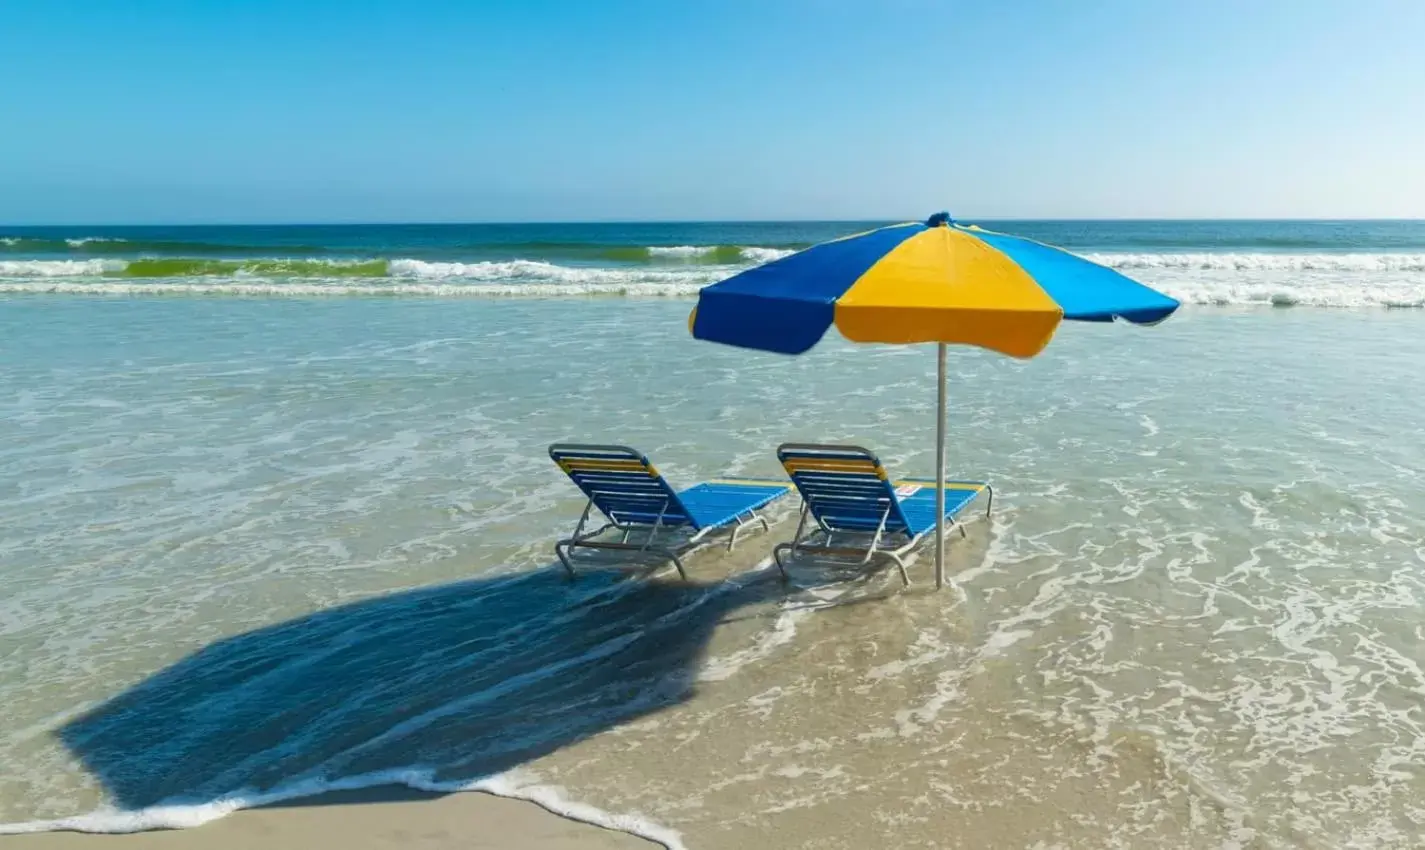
[2,0,1423,223]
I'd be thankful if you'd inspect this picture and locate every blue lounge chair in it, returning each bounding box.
[774,443,993,586]
[549,444,792,579]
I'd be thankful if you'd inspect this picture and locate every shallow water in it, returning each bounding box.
[2,296,1425,848]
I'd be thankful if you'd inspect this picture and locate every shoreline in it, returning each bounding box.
[1,786,669,850]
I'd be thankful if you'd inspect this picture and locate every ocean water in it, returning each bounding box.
[2,221,1425,848]
[4,219,1425,306]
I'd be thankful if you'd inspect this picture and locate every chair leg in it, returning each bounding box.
[728,510,770,551]
[727,515,746,551]
[886,552,911,587]
[556,500,598,580]
[668,550,689,580]
[862,508,890,566]
[772,543,792,583]
[555,540,578,580]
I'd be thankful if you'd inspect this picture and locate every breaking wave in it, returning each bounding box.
[0,258,724,291]
[0,259,118,277]
[638,245,795,263]
[2,252,1425,308]
[0,237,334,256]
[0,236,799,265]
[385,258,722,284]
[4,251,1420,279]
[0,258,385,278]
[740,246,797,263]
[0,280,710,297]
[1087,252,1425,272]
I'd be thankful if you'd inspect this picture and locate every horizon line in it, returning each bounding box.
[5,216,1425,228]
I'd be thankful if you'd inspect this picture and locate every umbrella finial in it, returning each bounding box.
[926,211,952,227]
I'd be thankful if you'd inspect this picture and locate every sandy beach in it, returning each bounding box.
[4,788,661,850]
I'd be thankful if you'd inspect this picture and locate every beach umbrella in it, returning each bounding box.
[689,213,1180,589]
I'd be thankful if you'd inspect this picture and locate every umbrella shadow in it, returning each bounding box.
[57,561,784,812]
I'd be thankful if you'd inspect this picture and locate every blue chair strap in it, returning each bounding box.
[549,443,692,527]
[776,443,911,533]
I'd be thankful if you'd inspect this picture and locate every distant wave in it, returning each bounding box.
[0,237,334,256]
[0,280,711,297]
[0,258,386,278]
[740,246,797,263]
[0,236,800,265]
[386,258,726,284]
[64,237,125,247]
[1083,234,1425,251]
[641,245,797,263]
[645,245,709,257]
[126,258,390,278]
[0,257,728,285]
[10,251,1424,279]
[3,278,1423,308]
[0,259,119,277]
[454,244,795,264]
[4,252,1425,309]
[1164,284,1425,309]
[1086,252,1425,272]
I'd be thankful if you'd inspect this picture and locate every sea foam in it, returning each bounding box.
[3,252,1425,309]
[644,245,794,262]
[646,245,716,258]
[0,259,118,277]
[64,237,126,247]
[388,258,718,284]
[739,246,796,263]
[0,280,711,297]
[1086,252,1425,272]
[0,769,686,849]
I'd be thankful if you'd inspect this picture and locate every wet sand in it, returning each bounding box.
[4,788,662,850]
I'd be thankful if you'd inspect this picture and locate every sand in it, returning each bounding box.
[3,788,662,850]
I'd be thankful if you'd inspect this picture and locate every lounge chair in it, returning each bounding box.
[549,443,792,579]
[773,443,993,585]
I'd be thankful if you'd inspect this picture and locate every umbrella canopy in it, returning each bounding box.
[692,213,1178,357]
[689,213,1180,588]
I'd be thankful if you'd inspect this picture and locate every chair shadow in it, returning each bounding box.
[57,561,782,813]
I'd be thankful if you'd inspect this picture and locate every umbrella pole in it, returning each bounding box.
[935,343,947,590]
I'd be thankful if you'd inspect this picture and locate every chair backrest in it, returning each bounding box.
[549,444,692,527]
[777,443,910,534]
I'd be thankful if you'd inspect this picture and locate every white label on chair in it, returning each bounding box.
[895,485,921,496]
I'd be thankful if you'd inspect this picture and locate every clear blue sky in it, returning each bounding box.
[2,0,1423,223]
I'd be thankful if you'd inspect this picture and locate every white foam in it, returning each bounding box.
[5,251,1425,309]
[1085,252,1425,272]
[0,259,117,277]
[388,258,720,285]
[1154,273,1425,309]
[0,769,686,849]
[647,245,714,257]
[64,237,124,247]
[644,245,794,262]
[699,606,804,682]
[0,258,724,287]
[0,281,708,297]
[739,247,796,263]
